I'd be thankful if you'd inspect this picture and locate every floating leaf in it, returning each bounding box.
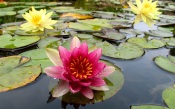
[20,49,53,72]
[93,28,126,41]
[50,60,124,104]
[38,37,62,49]
[68,22,101,31]
[163,38,175,47]
[0,56,41,92]
[0,34,40,51]
[0,11,16,17]
[78,19,113,28]
[131,105,168,109]
[154,55,175,73]
[127,37,165,49]
[145,30,173,38]
[162,84,175,109]
[15,30,44,36]
[95,41,144,59]
[119,28,143,35]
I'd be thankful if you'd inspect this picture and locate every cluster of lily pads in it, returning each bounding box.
[0,1,175,108]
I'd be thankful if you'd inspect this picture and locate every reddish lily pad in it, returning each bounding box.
[0,56,41,92]
[50,60,124,104]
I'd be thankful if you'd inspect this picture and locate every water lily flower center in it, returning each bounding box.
[70,56,92,79]
[32,14,41,25]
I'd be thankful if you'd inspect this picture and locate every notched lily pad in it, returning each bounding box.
[0,56,41,92]
[93,28,126,41]
[15,30,44,36]
[50,60,124,104]
[154,55,175,73]
[163,38,175,47]
[95,41,144,59]
[127,37,165,49]
[0,34,40,51]
[162,83,175,109]
[20,49,54,72]
[145,30,173,38]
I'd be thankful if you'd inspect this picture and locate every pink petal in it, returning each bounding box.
[78,79,92,86]
[88,48,102,63]
[96,66,115,78]
[52,80,69,97]
[90,78,106,87]
[70,37,81,52]
[58,46,71,67]
[81,87,94,99]
[90,85,109,91]
[69,82,81,93]
[44,66,65,79]
[78,42,88,57]
[92,62,106,76]
[45,48,63,66]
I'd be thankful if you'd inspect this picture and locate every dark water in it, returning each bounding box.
[0,46,174,109]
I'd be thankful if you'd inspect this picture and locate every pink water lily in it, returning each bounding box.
[44,37,115,99]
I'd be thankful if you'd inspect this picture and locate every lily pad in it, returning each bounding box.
[51,60,124,104]
[127,37,165,49]
[162,84,175,109]
[15,30,44,36]
[20,49,54,73]
[154,55,175,73]
[119,28,143,35]
[131,105,168,109]
[0,34,40,51]
[0,56,41,92]
[145,30,173,38]
[95,41,144,59]
[163,38,175,47]
[0,11,16,17]
[68,22,101,32]
[93,28,126,41]
[78,19,113,29]
[38,37,62,49]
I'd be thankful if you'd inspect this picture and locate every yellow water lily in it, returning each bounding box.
[20,6,57,32]
[128,0,161,27]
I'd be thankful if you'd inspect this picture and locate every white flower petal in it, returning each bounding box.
[45,48,63,66]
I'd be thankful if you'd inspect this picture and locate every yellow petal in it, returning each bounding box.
[134,14,142,24]
[141,14,147,23]
[128,2,139,14]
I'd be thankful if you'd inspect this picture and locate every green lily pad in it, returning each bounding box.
[162,84,175,109]
[154,55,175,73]
[38,37,62,49]
[0,34,40,51]
[127,37,165,49]
[78,19,113,29]
[95,41,144,59]
[119,29,143,35]
[163,38,175,47]
[15,30,44,36]
[0,11,16,17]
[131,105,168,109]
[0,56,41,92]
[93,29,126,41]
[51,60,124,104]
[145,30,173,38]
[68,22,101,32]
[158,27,174,33]
[20,49,54,73]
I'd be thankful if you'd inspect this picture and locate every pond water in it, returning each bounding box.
[0,1,175,109]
